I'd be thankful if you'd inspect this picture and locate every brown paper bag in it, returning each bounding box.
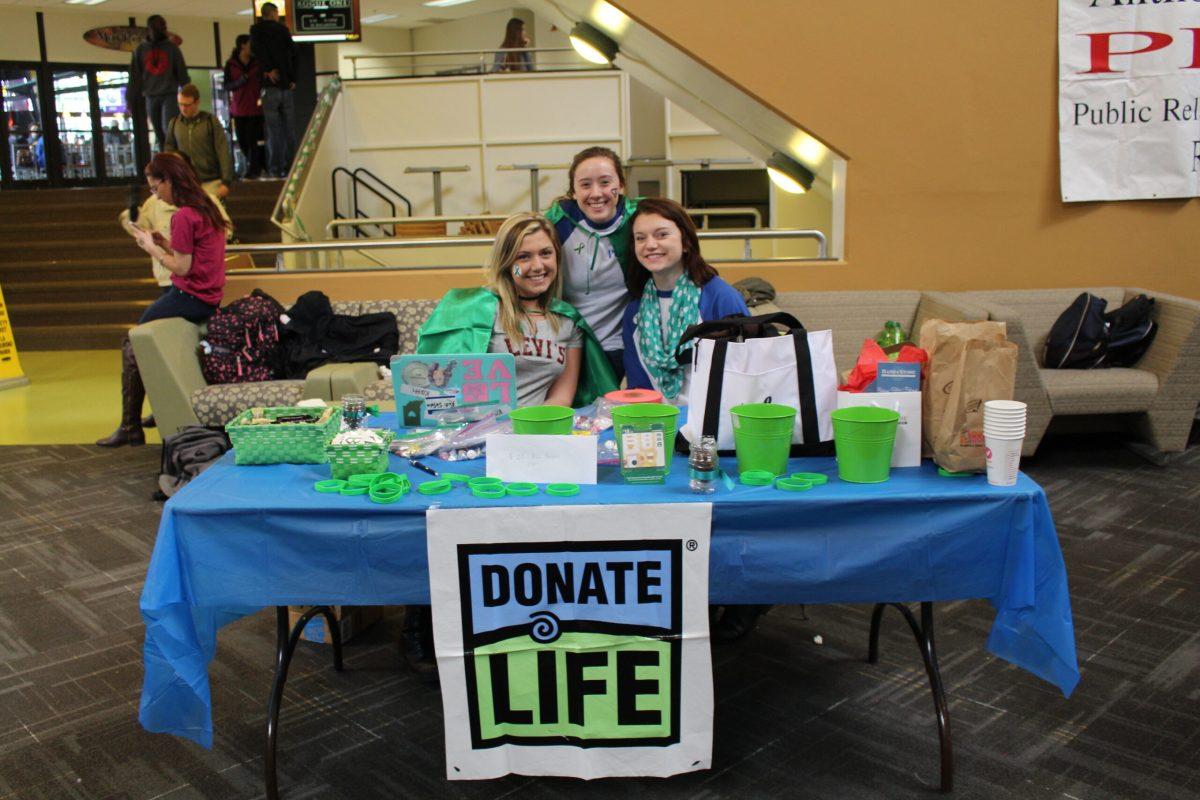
[919,319,1018,472]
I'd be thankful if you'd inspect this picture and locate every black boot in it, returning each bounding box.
[713,605,770,643]
[96,338,146,447]
[401,605,437,680]
[142,414,156,428]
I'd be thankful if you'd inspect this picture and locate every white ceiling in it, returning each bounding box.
[0,0,517,28]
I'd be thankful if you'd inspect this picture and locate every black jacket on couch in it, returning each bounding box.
[281,291,399,378]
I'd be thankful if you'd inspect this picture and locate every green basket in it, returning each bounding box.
[324,429,396,480]
[226,406,343,465]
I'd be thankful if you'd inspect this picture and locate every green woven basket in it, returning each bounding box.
[226,406,343,465]
[325,429,396,480]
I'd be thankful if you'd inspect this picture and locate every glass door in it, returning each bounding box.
[1,67,47,183]
[52,69,96,181]
[96,70,137,179]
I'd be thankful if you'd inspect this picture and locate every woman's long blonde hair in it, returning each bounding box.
[485,213,564,346]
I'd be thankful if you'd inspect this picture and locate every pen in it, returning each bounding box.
[409,459,440,478]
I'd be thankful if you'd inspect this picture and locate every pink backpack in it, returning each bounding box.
[199,291,285,384]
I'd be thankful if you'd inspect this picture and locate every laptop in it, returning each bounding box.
[391,353,517,427]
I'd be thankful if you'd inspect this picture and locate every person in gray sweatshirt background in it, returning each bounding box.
[129,15,189,151]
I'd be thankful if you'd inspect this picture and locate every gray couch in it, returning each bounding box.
[960,288,1200,455]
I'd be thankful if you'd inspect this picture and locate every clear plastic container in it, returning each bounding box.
[688,435,720,494]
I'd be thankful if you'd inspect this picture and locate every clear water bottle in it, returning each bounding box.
[689,435,719,494]
[342,394,366,430]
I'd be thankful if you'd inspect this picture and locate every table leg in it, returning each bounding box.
[265,605,345,800]
[867,601,954,792]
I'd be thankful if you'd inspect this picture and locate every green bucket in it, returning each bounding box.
[509,405,574,435]
[831,406,900,483]
[611,403,680,481]
[730,403,797,476]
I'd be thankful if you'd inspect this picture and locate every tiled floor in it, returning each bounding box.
[1,431,1198,799]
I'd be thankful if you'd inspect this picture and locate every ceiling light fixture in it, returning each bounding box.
[361,13,400,24]
[766,152,815,194]
[569,22,618,65]
[423,0,477,8]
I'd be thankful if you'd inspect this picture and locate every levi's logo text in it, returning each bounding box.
[457,541,682,748]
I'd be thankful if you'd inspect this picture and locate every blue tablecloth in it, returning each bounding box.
[140,419,1080,748]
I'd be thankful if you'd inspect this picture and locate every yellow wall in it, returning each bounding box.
[617,0,1199,299]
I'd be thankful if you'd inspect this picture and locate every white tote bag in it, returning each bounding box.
[678,313,838,453]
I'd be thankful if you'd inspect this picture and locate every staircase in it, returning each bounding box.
[0,180,281,350]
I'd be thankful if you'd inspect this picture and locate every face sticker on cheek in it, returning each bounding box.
[513,264,521,277]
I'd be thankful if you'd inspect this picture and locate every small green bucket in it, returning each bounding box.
[611,403,680,482]
[730,403,797,476]
[831,406,900,483]
[509,405,574,435]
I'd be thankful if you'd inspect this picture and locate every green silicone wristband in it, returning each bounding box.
[371,472,406,486]
[505,482,539,496]
[471,485,507,499]
[314,479,347,493]
[442,472,471,484]
[739,470,776,486]
[339,484,370,496]
[789,472,828,485]
[348,473,384,487]
[417,479,452,495]
[546,483,580,497]
[369,484,404,504]
[468,476,504,489]
[775,477,813,492]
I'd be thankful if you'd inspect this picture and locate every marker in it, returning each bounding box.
[409,459,440,478]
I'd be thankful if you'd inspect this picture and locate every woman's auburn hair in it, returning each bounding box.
[485,213,564,346]
[144,152,229,233]
[562,145,626,200]
[626,197,718,296]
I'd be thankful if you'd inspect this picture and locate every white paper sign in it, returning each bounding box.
[427,504,714,779]
[485,433,598,484]
[837,390,922,468]
[1059,0,1200,201]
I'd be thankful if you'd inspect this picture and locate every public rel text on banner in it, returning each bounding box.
[427,503,713,780]
[1059,0,1200,201]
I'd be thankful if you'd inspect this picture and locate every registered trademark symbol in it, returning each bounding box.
[686,539,698,551]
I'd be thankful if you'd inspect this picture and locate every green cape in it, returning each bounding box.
[416,288,618,408]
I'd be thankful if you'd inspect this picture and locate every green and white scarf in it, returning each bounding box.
[636,274,701,400]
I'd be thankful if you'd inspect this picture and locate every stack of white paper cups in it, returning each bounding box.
[983,400,1026,486]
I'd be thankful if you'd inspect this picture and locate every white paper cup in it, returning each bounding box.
[984,400,1027,414]
[985,435,1023,485]
[984,424,1026,435]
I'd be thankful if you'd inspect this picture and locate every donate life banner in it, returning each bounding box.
[427,503,713,779]
[1059,0,1200,201]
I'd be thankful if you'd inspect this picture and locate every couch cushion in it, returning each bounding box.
[1040,368,1159,415]
[357,299,440,354]
[363,378,394,403]
[965,288,1125,364]
[190,380,306,427]
[774,291,922,375]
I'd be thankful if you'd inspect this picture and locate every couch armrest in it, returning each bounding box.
[969,300,1053,456]
[303,362,381,401]
[1127,288,1200,451]
[129,317,205,437]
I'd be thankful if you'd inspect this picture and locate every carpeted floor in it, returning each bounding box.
[1,433,1197,800]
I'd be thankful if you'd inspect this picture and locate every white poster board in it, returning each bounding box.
[1059,0,1200,201]
[427,503,713,780]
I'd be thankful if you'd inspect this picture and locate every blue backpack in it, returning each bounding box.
[1044,292,1157,369]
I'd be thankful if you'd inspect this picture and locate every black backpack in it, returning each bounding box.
[1044,292,1157,369]
[1044,292,1109,368]
[1103,294,1157,367]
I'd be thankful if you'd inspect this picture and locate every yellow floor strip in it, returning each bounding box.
[0,350,161,446]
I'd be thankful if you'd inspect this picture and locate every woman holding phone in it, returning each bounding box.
[97,153,229,447]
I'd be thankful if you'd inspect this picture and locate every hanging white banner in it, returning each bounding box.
[427,503,713,780]
[1059,0,1200,202]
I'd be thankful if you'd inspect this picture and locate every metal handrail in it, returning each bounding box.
[323,208,764,237]
[227,228,828,264]
[346,47,581,79]
[271,77,342,237]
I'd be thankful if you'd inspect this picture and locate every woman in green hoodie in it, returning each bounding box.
[416,212,617,409]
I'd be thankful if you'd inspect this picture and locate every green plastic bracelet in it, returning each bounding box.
[339,484,370,496]
[505,482,539,496]
[369,484,405,504]
[546,483,580,497]
[442,472,471,484]
[314,479,347,493]
[467,476,504,489]
[371,472,406,486]
[471,485,507,499]
[789,472,828,486]
[418,479,452,495]
[775,477,813,492]
[739,470,776,486]
[348,473,383,487]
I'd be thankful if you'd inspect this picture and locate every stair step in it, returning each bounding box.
[8,299,152,327]
[11,323,132,351]
[0,257,151,282]
[0,237,143,258]
[4,277,162,304]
